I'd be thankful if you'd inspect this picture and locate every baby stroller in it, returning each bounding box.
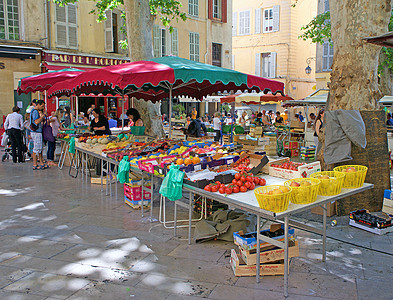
[1,130,28,162]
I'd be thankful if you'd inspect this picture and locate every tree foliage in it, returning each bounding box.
[53,0,187,49]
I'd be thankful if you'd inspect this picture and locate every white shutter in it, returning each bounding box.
[273,5,280,32]
[55,4,67,47]
[104,11,114,52]
[255,53,261,76]
[153,25,160,57]
[171,28,178,56]
[232,55,235,70]
[245,11,250,34]
[255,8,261,34]
[232,12,237,36]
[67,4,77,48]
[195,33,199,61]
[262,9,268,33]
[270,52,276,78]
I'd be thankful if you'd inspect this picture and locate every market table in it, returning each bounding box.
[181,180,373,298]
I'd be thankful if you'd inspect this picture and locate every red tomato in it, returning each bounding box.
[225,187,233,194]
[204,185,211,192]
[215,181,221,185]
[234,173,241,180]
[236,180,243,187]
[220,184,226,189]
[240,176,246,182]
[233,186,240,193]
[259,178,266,186]
[240,186,247,192]
[249,182,255,190]
[219,187,226,194]
[211,185,218,192]
[254,177,260,185]
[244,181,251,189]
[232,179,237,185]
[246,176,253,182]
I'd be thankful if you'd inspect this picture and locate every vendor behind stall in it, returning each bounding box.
[90,108,111,135]
[126,108,144,127]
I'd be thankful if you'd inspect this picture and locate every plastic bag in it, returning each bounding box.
[117,156,130,184]
[68,137,75,154]
[159,164,184,201]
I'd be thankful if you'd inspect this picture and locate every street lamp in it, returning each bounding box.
[305,57,316,74]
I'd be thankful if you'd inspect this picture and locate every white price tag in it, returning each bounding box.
[227,159,233,164]
[194,164,201,171]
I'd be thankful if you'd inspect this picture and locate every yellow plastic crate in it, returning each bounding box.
[310,171,345,196]
[284,178,320,204]
[333,165,368,188]
[254,185,292,213]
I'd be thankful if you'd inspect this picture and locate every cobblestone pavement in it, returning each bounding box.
[0,161,392,299]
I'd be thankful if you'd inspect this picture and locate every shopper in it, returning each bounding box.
[308,113,316,129]
[23,113,33,158]
[30,100,47,170]
[63,106,74,128]
[387,113,393,126]
[281,109,289,124]
[90,108,111,135]
[26,99,37,113]
[275,111,284,124]
[108,114,117,128]
[191,107,197,120]
[87,104,96,121]
[126,108,144,127]
[298,111,304,122]
[4,106,24,163]
[213,112,221,142]
[314,109,324,148]
[261,110,270,125]
[239,111,248,128]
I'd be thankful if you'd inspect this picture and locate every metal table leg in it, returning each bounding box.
[256,215,261,283]
[322,203,327,262]
[174,200,177,237]
[115,164,118,201]
[284,216,289,298]
[188,191,192,245]
[150,173,154,222]
[101,158,103,192]
[141,172,144,217]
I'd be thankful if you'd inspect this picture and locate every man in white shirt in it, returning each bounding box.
[213,112,222,142]
[4,106,24,163]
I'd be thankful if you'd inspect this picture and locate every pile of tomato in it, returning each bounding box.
[233,156,252,172]
[204,171,266,194]
[270,161,305,171]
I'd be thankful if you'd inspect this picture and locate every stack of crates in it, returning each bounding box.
[283,141,299,157]
[124,179,151,209]
[300,146,316,161]
[249,126,263,138]
[194,195,228,217]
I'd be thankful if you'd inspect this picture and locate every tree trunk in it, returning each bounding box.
[124,0,154,61]
[124,1,165,138]
[327,0,391,215]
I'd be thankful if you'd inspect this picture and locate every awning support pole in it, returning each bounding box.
[169,86,173,139]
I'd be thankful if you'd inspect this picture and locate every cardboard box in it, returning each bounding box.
[383,198,393,215]
[261,157,289,174]
[311,201,336,217]
[91,177,115,185]
[290,120,305,129]
[230,249,285,276]
[233,225,295,251]
[240,241,299,266]
[124,197,151,209]
[269,161,321,179]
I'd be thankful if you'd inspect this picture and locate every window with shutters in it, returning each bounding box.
[231,55,235,70]
[189,32,199,62]
[238,10,250,35]
[55,3,78,49]
[189,0,198,17]
[161,28,166,57]
[213,0,221,19]
[322,41,333,71]
[153,25,178,57]
[212,43,222,67]
[262,52,276,78]
[0,0,20,40]
[263,6,279,33]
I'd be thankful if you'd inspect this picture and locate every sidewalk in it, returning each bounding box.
[0,161,392,299]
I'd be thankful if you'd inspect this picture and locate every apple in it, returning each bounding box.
[346,167,357,172]
[290,181,300,187]
[319,175,330,180]
[272,189,283,195]
[279,186,290,193]
[300,181,311,186]
[267,190,274,195]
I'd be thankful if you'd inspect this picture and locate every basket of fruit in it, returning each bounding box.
[309,171,345,196]
[254,185,292,213]
[333,165,368,188]
[284,178,320,204]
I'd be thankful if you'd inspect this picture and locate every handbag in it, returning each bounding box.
[29,109,39,131]
[42,118,55,142]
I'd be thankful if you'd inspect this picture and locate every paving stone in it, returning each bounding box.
[3,271,90,298]
[136,273,216,297]
[208,284,285,300]
[0,289,49,300]
[0,265,33,289]
[356,278,393,300]
[72,224,125,236]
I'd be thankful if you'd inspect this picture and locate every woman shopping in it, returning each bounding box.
[89,108,111,135]
[313,109,324,149]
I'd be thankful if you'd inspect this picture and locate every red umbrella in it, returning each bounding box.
[17,68,84,95]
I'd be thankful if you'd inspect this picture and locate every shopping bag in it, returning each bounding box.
[117,156,130,184]
[43,118,55,142]
[159,164,184,201]
[1,131,9,146]
[68,137,75,154]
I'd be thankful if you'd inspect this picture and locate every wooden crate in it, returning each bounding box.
[382,198,393,215]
